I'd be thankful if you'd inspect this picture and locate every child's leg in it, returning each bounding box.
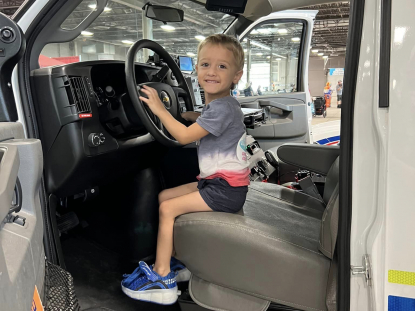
[158,182,198,204]
[153,191,212,277]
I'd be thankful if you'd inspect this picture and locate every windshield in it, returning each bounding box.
[40,0,235,67]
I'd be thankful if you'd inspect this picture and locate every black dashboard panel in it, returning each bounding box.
[30,60,167,197]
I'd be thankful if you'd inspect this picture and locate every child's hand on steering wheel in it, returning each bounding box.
[139,85,166,116]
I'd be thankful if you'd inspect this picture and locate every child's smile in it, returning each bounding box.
[196,44,243,103]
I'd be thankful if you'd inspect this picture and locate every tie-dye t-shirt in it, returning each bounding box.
[196,96,250,187]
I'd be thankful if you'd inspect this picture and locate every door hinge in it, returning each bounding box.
[351,254,372,286]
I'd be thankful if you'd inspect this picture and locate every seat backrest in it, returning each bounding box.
[319,157,340,259]
[323,156,340,204]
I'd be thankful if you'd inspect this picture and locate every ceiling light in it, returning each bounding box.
[187,52,196,57]
[322,55,328,59]
[277,29,288,34]
[81,31,93,36]
[243,49,247,52]
[318,52,324,56]
[88,4,111,11]
[256,53,263,56]
[251,40,270,50]
[93,26,110,30]
[291,37,300,42]
[267,56,271,59]
[195,35,205,41]
[258,29,270,34]
[311,49,319,53]
[122,40,134,44]
[161,25,175,31]
[276,58,282,61]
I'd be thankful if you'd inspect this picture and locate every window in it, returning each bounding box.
[238,21,304,97]
[39,0,234,68]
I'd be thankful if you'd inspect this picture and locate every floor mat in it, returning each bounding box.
[61,235,182,311]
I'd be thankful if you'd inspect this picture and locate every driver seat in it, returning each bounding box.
[174,151,340,311]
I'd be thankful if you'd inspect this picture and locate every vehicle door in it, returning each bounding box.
[234,11,316,152]
[0,12,45,311]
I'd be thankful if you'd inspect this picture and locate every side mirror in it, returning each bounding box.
[144,3,184,23]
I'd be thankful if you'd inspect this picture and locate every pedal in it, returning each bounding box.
[57,211,79,233]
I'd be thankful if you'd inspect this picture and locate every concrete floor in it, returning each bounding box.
[312,106,342,125]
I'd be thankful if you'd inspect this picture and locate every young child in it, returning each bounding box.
[121,34,249,305]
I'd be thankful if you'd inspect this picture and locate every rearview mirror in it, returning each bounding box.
[144,3,184,23]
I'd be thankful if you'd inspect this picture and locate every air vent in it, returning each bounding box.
[199,87,205,105]
[64,76,92,114]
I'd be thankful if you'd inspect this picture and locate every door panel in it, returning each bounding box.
[235,13,316,150]
[0,123,44,311]
[239,92,309,152]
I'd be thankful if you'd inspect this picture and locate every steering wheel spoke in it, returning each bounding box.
[172,86,187,97]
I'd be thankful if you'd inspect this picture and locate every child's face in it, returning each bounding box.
[196,44,243,98]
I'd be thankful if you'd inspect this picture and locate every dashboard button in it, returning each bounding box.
[99,133,106,144]
[88,133,101,147]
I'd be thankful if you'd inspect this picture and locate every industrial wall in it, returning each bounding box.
[308,56,345,97]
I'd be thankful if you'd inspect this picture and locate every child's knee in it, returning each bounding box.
[158,190,168,205]
[159,201,171,219]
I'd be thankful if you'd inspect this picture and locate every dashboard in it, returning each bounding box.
[30,60,204,197]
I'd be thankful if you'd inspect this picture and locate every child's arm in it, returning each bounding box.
[181,111,201,122]
[139,85,209,145]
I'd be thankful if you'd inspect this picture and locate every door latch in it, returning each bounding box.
[351,254,372,286]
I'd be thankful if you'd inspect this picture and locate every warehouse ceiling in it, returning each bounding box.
[299,1,350,56]
[0,0,24,16]
[1,0,349,57]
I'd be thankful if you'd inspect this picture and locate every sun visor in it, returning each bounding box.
[189,275,270,311]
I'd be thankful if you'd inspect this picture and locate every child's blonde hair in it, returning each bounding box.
[197,34,244,89]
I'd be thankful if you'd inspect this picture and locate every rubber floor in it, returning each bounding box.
[61,234,182,311]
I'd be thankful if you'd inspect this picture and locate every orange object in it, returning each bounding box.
[32,286,44,311]
[325,94,332,108]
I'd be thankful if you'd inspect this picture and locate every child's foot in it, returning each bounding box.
[170,257,191,282]
[121,261,178,305]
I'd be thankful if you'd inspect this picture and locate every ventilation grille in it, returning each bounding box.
[64,76,92,114]
[199,87,205,105]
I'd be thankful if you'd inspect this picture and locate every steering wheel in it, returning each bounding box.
[125,39,193,147]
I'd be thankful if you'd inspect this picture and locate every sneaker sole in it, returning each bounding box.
[121,284,178,305]
[176,268,191,283]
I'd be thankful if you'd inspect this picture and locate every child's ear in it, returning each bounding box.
[233,70,243,84]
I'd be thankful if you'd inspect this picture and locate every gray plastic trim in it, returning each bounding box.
[0,144,19,224]
[0,139,44,311]
[277,143,340,176]
[189,275,270,311]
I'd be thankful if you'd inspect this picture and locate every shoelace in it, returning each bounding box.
[122,266,144,284]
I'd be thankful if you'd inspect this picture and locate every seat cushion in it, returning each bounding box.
[174,212,331,311]
[244,182,325,242]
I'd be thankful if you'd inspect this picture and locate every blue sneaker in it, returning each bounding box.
[121,261,178,305]
[170,257,191,283]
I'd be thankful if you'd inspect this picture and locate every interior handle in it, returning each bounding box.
[9,177,22,214]
[258,100,293,112]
